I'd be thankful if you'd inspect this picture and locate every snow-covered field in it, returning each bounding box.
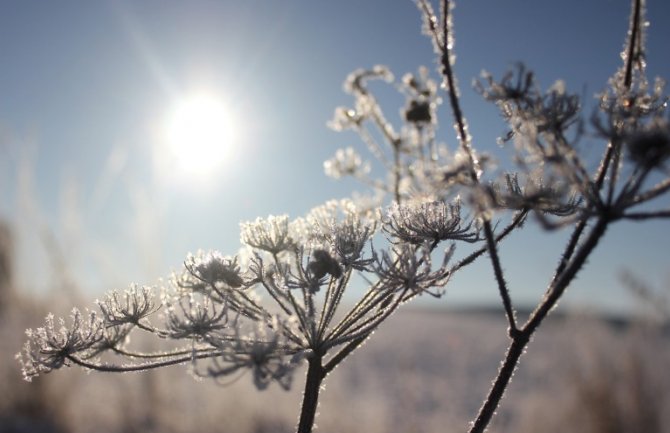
[2,306,668,433]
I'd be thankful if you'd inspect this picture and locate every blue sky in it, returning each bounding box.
[0,0,668,314]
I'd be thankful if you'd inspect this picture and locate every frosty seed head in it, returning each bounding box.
[308,249,342,280]
[240,215,296,256]
[194,253,244,288]
[626,118,670,169]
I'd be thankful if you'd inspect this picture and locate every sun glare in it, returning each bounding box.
[163,93,235,181]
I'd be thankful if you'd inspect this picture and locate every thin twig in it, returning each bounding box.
[482,221,517,333]
[624,0,643,89]
[622,209,670,220]
[67,350,218,373]
[439,0,473,163]
[552,218,588,282]
[451,212,527,274]
[631,177,670,205]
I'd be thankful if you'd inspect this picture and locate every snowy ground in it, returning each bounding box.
[2,306,669,433]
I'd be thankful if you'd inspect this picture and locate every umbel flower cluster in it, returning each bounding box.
[18,200,467,389]
[18,0,670,432]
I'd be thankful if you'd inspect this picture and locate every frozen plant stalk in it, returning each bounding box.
[326,0,668,431]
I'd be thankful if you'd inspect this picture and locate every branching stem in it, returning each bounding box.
[469,217,609,433]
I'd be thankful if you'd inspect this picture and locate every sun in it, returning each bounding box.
[162,92,235,180]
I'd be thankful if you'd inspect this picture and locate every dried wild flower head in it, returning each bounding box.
[492,172,582,218]
[401,66,440,127]
[202,318,300,390]
[476,64,581,145]
[343,65,394,96]
[241,215,296,256]
[307,249,342,280]
[626,117,670,169]
[374,243,452,296]
[97,284,157,327]
[384,199,479,245]
[324,147,371,180]
[183,252,245,291]
[17,309,104,381]
[166,295,229,340]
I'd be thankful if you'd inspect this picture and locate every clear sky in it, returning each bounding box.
[0,0,668,314]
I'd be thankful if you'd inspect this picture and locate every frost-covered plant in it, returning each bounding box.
[326,0,668,431]
[18,199,474,433]
[18,0,670,432]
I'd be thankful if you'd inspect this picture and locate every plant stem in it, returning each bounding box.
[467,333,529,433]
[483,220,517,334]
[324,335,365,374]
[624,0,642,89]
[393,142,402,204]
[440,0,468,151]
[468,217,609,433]
[297,355,326,433]
[525,218,609,335]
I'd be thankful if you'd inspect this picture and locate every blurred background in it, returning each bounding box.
[1,1,669,432]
